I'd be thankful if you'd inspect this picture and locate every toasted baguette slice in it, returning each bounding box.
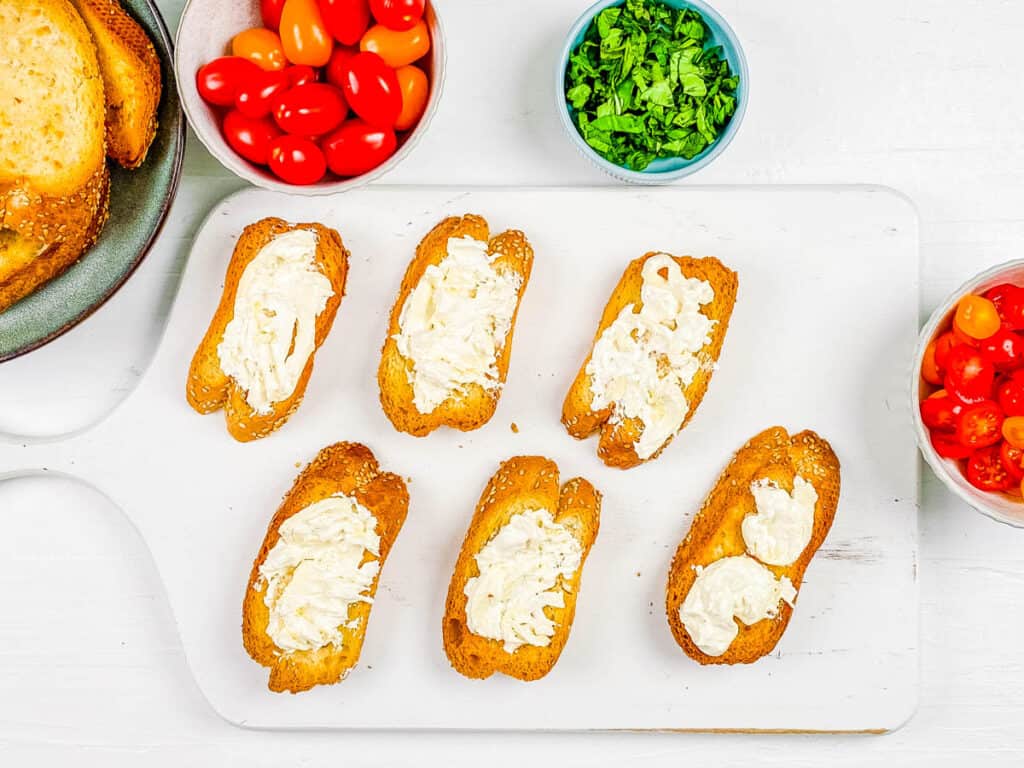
[562,253,738,469]
[665,426,841,665]
[71,0,162,169]
[242,442,409,693]
[378,214,533,436]
[186,218,348,442]
[443,456,600,681]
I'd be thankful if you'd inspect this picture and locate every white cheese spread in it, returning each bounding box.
[257,493,380,654]
[679,555,796,657]
[742,476,818,566]
[394,235,522,414]
[217,229,333,414]
[586,253,715,460]
[463,508,583,653]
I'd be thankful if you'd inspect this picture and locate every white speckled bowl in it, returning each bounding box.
[912,259,1024,527]
[174,0,445,195]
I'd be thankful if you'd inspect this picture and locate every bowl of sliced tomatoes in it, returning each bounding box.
[175,0,444,193]
[914,259,1024,526]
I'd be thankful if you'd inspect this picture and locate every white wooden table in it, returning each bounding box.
[1,0,1022,764]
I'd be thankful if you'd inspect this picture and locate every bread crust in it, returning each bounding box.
[186,217,349,442]
[442,456,601,681]
[242,442,409,693]
[665,426,841,665]
[562,253,738,469]
[377,214,533,436]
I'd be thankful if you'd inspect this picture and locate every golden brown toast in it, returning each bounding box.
[377,214,533,436]
[442,456,601,681]
[70,0,161,169]
[186,218,348,442]
[242,442,409,693]
[665,426,841,665]
[562,253,738,469]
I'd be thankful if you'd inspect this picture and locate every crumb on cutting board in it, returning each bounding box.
[510,422,519,433]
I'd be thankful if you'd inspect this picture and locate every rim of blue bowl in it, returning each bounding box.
[556,0,749,183]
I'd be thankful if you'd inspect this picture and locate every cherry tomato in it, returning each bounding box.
[955,294,1001,340]
[196,56,263,107]
[394,64,428,130]
[321,119,396,176]
[231,28,287,71]
[967,445,1016,491]
[985,283,1024,330]
[369,0,424,31]
[920,390,962,432]
[921,337,943,385]
[933,331,960,371]
[341,52,401,127]
[267,135,327,184]
[284,64,320,88]
[325,46,357,88]
[931,432,973,460]
[319,0,372,45]
[944,346,995,404]
[272,83,348,136]
[1003,415,1024,448]
[359,20,429,68]
[980,326,1024,370]
[998,373,1024,416]
[222,110,283,165]
[1000,441,1024,483]
[261,0,288,28]
[235,69,291,118]
[280,0,334,67]
[956,400,1004,448]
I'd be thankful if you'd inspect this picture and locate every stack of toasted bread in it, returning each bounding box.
[0,0,161,312]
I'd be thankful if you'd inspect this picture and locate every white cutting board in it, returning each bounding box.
[0,186,919,732]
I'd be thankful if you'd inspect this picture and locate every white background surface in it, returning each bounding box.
[1,0,1022,763]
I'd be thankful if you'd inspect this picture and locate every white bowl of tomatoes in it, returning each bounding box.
[914,259,1024,527]
[175,0,443,193]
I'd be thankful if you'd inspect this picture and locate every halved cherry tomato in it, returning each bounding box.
[261,0,288,29]
[967,445,1016,491]
[980,326,1024,370]
[319,0,372,45]
[920,390,962,432]
[322,119,396,176]
[985,283,1024,330]
[369,0,424,31]
[944,345,995,404]
[1000,441,1024,483]
[231,28,287,71]
[272,83,348,136]
[235,69,291,118]
[931,432,973,460]
[394,64,428,130]
[359,19,429,68]
[921,337,943,385]
[1003,415,1024,448]
[280,0,334,67]
[955,295,1001,340]
[284,64,320,88]
[222,110,283,165]
[341,52,401,127]
[196,56,263,107]
[325,46,357,88]
[956,400,1004,448]
[933,331,960,371]
[998,374,1024,416]
[267,135,327,184]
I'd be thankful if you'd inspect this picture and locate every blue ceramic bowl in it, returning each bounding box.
[557,0,748,183]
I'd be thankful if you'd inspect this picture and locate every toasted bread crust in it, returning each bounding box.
[377,214,533,436]
[242,442,409,693]
[186,217,349,442]
[442,456,601,681]
[665,427,841,665]
[562,253,738,469]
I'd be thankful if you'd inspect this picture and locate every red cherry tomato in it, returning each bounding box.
[319,0,372,45]
[235,69,291,118]
[222,110,283,165]
[284,64,320,88]
[985,283,1024,330]
[931,432,973,460]
[325,46,357,88]
[196,56,263,107]
[231,28,287,71]
[341,52,401,127]
[980,326,1024,370]
[261,0,288,29]
[280,0,334,67]
[956,400,1004,448]
[272,83,348,136]
[394,63,428,130]
[267,135,327,184]
[944,345,995,404]
[998,373,1024,416]
[369,0,424,31]
[1001,441,1024,482]
[359,20,429,68]
[932,331,960,371]
[967,445,1016,491]
[920,391,962,432]
[321,119,396,176]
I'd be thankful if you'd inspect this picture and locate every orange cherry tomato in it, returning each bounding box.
[921,337,943,385]
[1003,416,1024,448]
[231,28,287,71]
[359,19,429,68]
[280,0,334,67]
[394,64,428,130]
[955,294,1001,340]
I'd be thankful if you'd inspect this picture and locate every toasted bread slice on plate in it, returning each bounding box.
[562,253,738,469]
[187,217,348,442]
[665,426,840,665]
[0,0,109,312]
[442,456,600,681]
[71,0,162,169]
[243,442,409,693]
[378,214,533,436]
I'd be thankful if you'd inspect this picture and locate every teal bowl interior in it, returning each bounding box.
[557,0,748,182]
